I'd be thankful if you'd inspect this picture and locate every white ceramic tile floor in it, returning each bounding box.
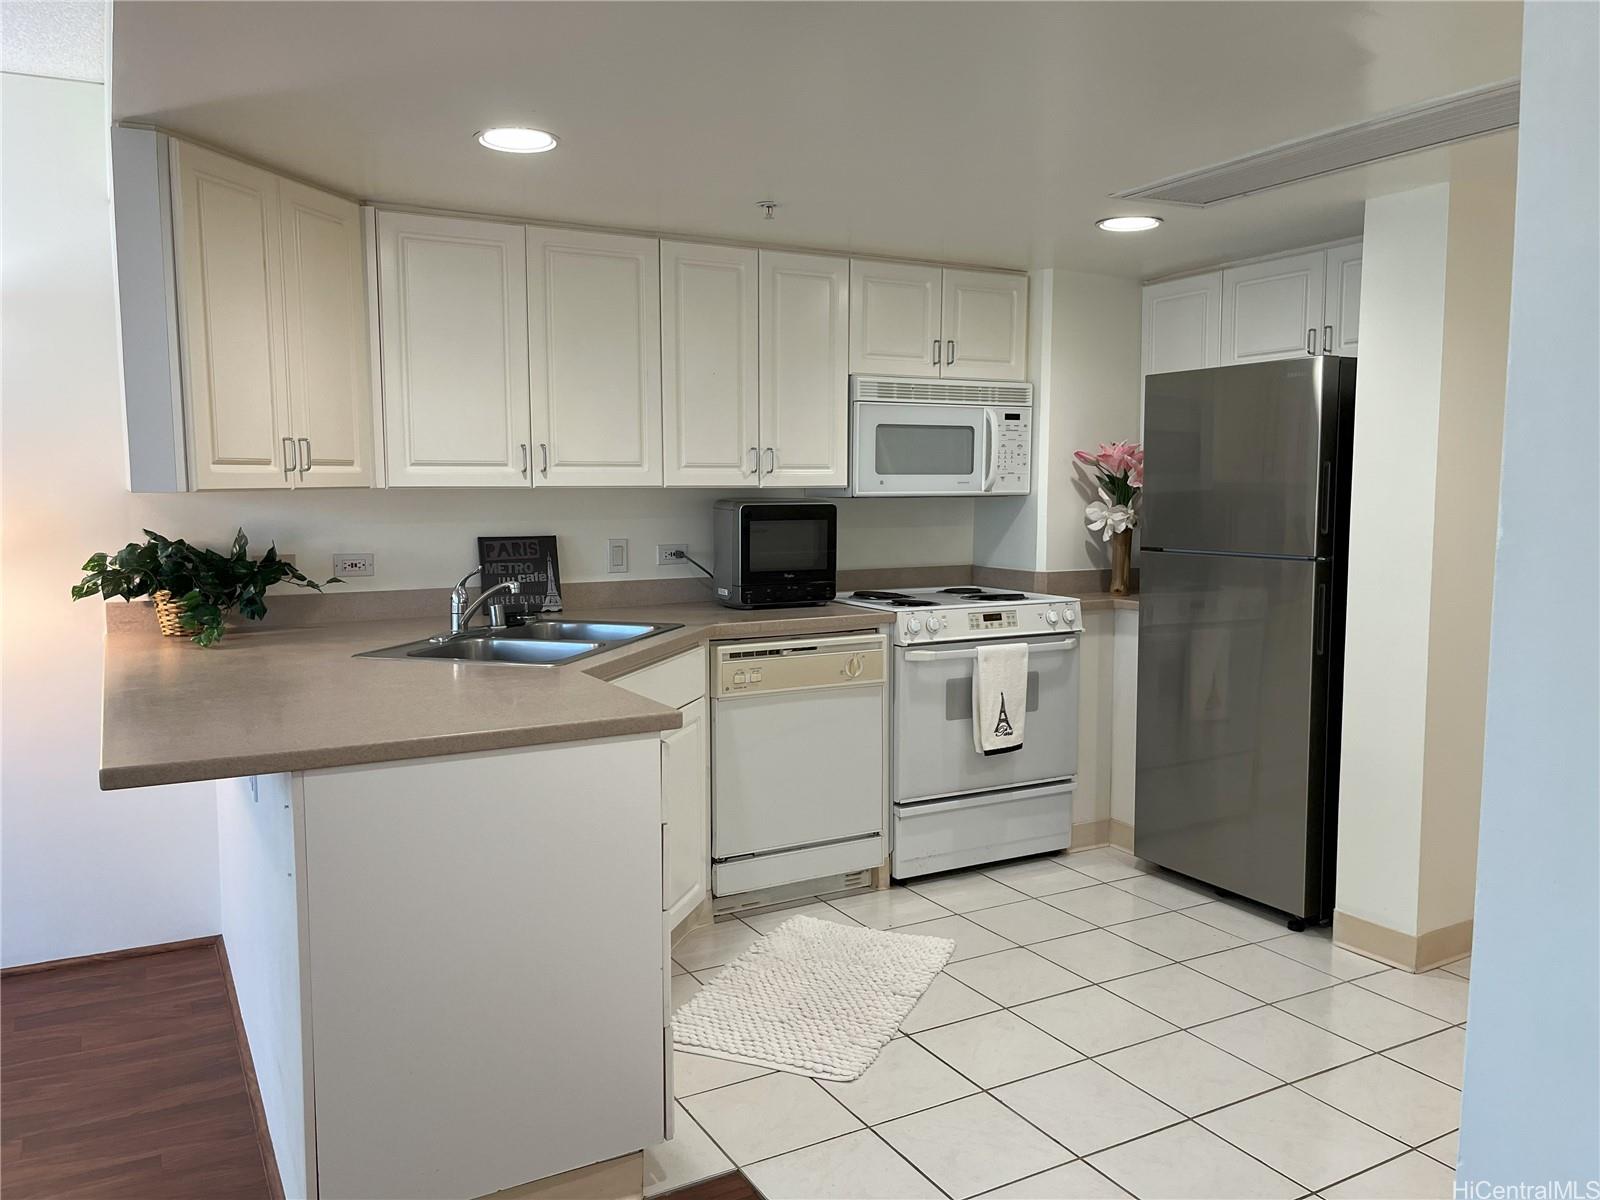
[1111,912,1247,960]
[743,1128,944,1199]
[944,947,1091,1006]
[1042,883,1169,927]
[976,1161,1132,1199]
[981,858,1099,896]
[965,898,1095,945]
[1440,954,1471,978]
[657,854,1462,1200]
[818,1036,978,1125]
[736,902,862,936]
[1321,1150,1457,1200]
[899,913,1017,962]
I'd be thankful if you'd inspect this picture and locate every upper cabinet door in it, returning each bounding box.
[661,242,759,488]
[377,212,531,488]
[278,180,372,488]
[172,143,292,489]
[849,260,942,378]
[1323,243,1362,357]
[528,228,662,487]
[1220,251,1326,365]
[758,251,850,488]
[940,269,1028,381]
[1142,273,1223,376]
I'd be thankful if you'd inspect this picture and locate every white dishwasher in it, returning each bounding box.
[710,632,888,898]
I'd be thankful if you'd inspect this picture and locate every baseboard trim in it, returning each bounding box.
[0,934,222,977]
[216,937,286,1200]
[1109,819,1135,851]
[1070,818,1110,849]
[485,1151,644,1200]
[1333,911,1474,973]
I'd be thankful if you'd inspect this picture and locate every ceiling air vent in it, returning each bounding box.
[1115,80,1519,207]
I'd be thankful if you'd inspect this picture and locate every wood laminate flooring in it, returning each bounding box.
[1,943,273,1200]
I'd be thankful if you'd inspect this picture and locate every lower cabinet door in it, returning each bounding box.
[662,697,709,927]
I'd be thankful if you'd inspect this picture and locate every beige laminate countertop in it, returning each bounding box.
[101,590,1137,791]
[99,602,896,791]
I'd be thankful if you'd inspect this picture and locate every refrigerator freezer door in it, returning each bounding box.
[1134,550,1332,918]
[1143,358,1337,558]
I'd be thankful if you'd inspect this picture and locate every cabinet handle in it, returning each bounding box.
[539,443,550,475]
[519,443,529,477]
[282,437,297,480]
[933,339,941,367]
[297,437,311,476]
[946,339,956,365]
[1306,328,1317,355]
[747,446,759,476]
[1323,325,1333,354]
[763,447,775,476]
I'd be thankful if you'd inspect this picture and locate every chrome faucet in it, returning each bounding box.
[446,567,523,636]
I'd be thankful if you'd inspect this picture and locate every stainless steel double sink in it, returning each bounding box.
[357,620,682,667]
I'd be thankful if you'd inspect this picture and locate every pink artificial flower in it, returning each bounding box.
[1073,449,1098,466]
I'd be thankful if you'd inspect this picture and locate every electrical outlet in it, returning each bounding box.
[607,538,629,574]
[657,543,689,566]
[334,553,374,578]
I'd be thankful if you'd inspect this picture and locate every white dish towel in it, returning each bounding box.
[973,642,1027,755]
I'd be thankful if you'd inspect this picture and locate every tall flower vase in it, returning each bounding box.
[1109,528,1133,596]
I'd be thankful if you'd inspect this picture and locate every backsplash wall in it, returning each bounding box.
[105,488,978,590]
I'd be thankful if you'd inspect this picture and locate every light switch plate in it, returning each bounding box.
[607,538,629,574]
[334,553,375,577]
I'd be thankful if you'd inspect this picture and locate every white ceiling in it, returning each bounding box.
[110,1,1522,279]
[2,0,106,82]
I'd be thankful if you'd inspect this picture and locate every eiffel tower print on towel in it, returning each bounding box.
[993,694,1015,739]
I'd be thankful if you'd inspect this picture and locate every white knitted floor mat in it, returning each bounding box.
[671,914,955,1083]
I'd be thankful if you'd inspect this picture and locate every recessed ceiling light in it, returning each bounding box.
[1096,215,1163,233]
[476,127,559,154]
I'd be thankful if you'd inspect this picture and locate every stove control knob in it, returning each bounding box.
[907,617,923,634]
[927,616,943,633]
[1045,610,1059,626]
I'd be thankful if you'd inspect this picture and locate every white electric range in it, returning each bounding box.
[839,587,1084,877]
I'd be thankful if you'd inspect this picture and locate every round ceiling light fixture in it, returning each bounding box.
[1096,215,1163,233]
[476,127,559,154]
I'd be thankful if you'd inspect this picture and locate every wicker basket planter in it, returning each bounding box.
[151,590,187,637]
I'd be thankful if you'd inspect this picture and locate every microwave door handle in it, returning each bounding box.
[981,408,1000,491]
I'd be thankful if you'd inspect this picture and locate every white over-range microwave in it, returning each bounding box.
[846,375,1033,497]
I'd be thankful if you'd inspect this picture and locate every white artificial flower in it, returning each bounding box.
[1085,487,1138,541]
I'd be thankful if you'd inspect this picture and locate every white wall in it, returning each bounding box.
[973,268,1142,574]
[1458,0,1600,1182]
[0,72,979,966]
[1334,184,1451,936]
[2,73,221,967]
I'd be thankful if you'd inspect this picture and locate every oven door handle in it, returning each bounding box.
[981,407,1000,492]
[904,636,1077,662]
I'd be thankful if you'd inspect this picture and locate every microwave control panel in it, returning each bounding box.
[992,409,1031,495]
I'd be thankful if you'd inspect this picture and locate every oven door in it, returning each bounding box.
[892,634,1080,803]
[852,401,989,496]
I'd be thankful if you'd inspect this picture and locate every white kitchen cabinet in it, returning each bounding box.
[164,141,373,491]
[759,250,850,487]
[1220,251,1326,365]
[1142,272,1223,375]
[298,737,665,1200]
[849,260,943,378]
[661,241,759,486]
[940,268,1029,381]
[377,211,531,487]
[528,227,662,486]
[172,142,293,489]
[1323,242,1363,356]
[278,179,373,487]
[661,697,709,927]
[614,648,710,929]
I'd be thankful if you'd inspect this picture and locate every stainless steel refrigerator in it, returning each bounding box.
[1135,356,1355,928]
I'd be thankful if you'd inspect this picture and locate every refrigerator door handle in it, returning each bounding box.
[1319,462,1333,535]
[1315,582,1329,656]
